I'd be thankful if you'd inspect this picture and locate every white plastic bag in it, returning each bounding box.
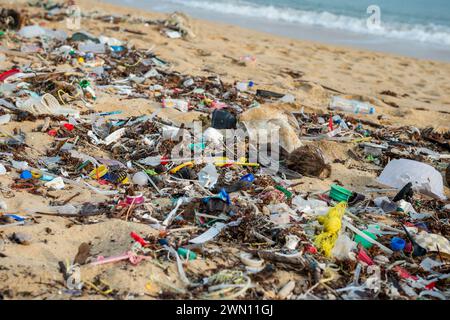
[331,233,356,260]
[203,127,223,146]
[377,159,446,200]
[292,195,329,215]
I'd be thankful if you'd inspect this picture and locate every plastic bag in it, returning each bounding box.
[377,159,446,200]
[331,233,356,260]
[203,127,223,145]
[292,195,328,215]
[18,25,67,40]
[198,163,219,189]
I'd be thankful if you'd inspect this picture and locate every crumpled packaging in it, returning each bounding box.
[413,231,450,255]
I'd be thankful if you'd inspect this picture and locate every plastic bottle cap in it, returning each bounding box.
[390,237,406,251]
[20,170,33,180]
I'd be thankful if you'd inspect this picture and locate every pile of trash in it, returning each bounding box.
[0,2,449,300]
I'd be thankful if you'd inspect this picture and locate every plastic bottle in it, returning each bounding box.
[235,81,254,92]
[330,96,375,115]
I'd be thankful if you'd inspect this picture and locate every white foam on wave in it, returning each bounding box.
[167,0,450,46]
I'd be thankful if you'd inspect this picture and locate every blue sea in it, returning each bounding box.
[107,0,450,61]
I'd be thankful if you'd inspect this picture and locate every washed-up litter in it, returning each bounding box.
[0,2,448,301]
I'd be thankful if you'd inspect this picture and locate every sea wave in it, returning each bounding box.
[167,0,450,46]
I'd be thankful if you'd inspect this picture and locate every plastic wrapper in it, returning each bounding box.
[331,233,357,260]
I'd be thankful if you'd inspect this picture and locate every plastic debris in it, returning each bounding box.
[378,159,446,200]
[0,3,447,302]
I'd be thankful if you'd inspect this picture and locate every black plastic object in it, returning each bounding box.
[211,110,237,129]
[348,192,366,206]
[69,32,100,43]
[213,180,251,194]
[256,89,284,99]
[205,198,229,213]
[401,224,427,257]
[393,182,413,202]
[175,167,196,180]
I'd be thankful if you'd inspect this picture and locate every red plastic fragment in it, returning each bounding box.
[404,241,413,253]
[63,123,74,131]
[305,244,317,254]
[393,266,418,280]
[160,156,169,165]
[0,68,20,82]
[130,231,148,246]
[425,282,436,290]
[357,247,374,265]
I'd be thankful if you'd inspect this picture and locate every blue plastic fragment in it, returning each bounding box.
[5,214,25,221]
[158,238,169,246]
[240,173,255,183]
[20,170,32,179]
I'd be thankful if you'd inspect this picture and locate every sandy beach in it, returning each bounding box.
[0,0,449,300]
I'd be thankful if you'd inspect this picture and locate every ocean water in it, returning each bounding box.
[106,0,450,61]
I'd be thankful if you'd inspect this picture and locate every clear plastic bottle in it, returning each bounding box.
[235,81,254,92]
[330,96,375,115]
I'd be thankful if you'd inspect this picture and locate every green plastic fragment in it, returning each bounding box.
[79,80,90,88]
[275,185,292,199]
[177,247,197,260]
[144,169,157,176]
[354,230,377,249]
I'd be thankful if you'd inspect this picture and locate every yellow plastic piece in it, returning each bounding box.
[31,171,42,179]
[314,201,347,257]
[85,279,113,296]
[169,161,194,174]
[214,157,259,167]
[89,165,108,179]
[352,137,372,144]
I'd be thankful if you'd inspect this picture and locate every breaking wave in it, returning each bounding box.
[167,0,450,46]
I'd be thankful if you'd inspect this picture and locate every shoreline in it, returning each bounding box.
[103,0,450,63]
